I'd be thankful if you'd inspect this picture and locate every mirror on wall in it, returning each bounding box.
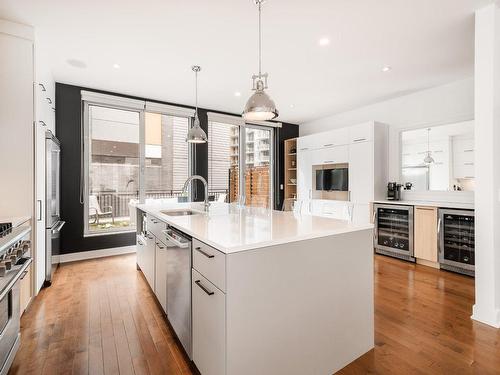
[400,120,474,192]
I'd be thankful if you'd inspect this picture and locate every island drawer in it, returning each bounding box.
[147,214,166,239]
[192,239,226,292]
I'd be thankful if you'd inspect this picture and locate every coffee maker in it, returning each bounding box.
[387,182,402,201]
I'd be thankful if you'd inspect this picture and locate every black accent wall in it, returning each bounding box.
[56,83,298,254]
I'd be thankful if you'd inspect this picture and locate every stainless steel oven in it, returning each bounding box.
[374,203,415,262]
[0,279,20,375]
[438,209,474,276]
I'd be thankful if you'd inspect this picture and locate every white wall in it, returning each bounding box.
[472,3,500,329]
[300,78,474,185]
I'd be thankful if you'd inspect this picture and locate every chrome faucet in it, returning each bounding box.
[182,175,210,211]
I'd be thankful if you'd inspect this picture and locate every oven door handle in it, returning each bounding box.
[0,258,32,301]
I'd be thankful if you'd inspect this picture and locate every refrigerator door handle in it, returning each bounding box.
[51,221,65,234]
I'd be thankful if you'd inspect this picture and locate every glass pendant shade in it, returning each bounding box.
[187,65,207,143]
[243,83,279,121]
[186,116,207,143]
[423,128,434,164]
[423,152,435,164]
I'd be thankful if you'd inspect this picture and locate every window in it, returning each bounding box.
[244,125,272,208]
[145,113,189,198]
[82,92,195,235]
[208,117,274,208]
[86,105,140,233]
[207,121,239,203]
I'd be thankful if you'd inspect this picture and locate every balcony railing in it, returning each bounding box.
[91,189,229,218]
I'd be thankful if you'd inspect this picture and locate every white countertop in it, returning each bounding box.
[137,202,373,254]
[373,200,474,210]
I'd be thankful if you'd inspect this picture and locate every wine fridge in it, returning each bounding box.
[438,209,474,277]
[374,204,415,262]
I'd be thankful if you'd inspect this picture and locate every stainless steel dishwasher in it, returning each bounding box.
[162,226,192,359]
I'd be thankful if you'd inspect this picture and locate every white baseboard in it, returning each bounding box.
[59,245,136,263]
[472,304,500,328]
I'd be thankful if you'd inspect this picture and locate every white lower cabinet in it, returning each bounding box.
[154,241,168,312]
[136,235,146,271]
[192,269,226,375]
[144,234,156,289]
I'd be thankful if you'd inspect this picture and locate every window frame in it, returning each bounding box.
[207,119,275,209]
[82,98,193,237]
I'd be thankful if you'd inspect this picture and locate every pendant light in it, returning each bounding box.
[243,0,279,121]
[186,65,208,143]
[423,128,435,164]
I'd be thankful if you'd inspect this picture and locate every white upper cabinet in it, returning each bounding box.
[311,145,349,165]
[297,149,312,201]
[349,141,375,203]
[453,136,475,179]
[319,127,349,148]
[297,133,320,151]
[348,122,374,143]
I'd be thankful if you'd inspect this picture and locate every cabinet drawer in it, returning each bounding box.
[147,214,166,238]
[193,239,226,292]
[192,269,226,375]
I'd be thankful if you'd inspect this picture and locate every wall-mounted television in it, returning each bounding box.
[315,168,349,191]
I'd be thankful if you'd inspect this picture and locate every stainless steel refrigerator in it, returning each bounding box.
[45,130,64,286]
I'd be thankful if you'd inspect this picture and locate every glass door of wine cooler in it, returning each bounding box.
[438,209,474,275]
[374,204,414,260]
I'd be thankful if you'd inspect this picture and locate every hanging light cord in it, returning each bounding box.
[194,69,198,119]
[258,0,262,77]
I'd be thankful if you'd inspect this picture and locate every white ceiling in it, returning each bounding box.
[0,0,490,124]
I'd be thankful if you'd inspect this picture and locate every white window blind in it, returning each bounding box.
[206,112,281,128]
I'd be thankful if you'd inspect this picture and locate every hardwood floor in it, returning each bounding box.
[9,254,500,375]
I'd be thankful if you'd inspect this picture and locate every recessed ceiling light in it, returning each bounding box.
[318,37,330,46]
[234,92,241,97]
[290,104,295,108]
[382,66,392,72]
[66,59,87,69]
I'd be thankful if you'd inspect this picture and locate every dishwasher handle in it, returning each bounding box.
[162,229,190,248]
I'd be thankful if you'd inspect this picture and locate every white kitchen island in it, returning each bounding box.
[136,202,374,375]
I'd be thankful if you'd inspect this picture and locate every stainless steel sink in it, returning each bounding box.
[160,209,199,217]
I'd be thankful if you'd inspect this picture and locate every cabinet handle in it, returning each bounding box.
[138,241,144,246]
[464,162,474,166]
[46,97,52,104]
[353,138,366,142]
[39,120,47,127]
[300,147,308,151]
[20,270,29,280]
[156,242,165,250]
[38,83,46,91]
[37,200,42,221]
[437,218,442,253]
[324,160,334,163]
[147,234,154,239]
[464,149,474,153]
[195,280,214,296]
[323,143,333,147]
[196,247,214,258]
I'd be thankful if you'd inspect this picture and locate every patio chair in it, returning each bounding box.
[89,195,114,225]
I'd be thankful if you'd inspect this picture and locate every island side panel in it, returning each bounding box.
[225,229,374,375]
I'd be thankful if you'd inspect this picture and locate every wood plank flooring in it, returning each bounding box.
[8,254,500,375]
